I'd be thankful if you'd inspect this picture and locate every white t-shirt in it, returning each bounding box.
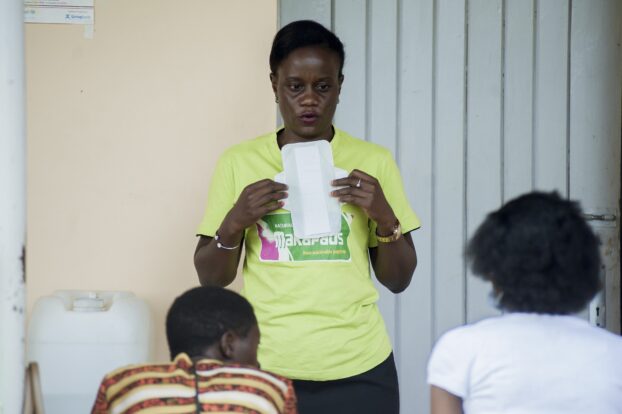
[427,313,622,414]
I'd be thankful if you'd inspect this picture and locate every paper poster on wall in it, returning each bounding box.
[25,0,94,25]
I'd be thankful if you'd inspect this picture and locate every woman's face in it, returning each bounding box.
[271,46,343,145]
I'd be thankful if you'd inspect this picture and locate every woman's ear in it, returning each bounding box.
[338,74,344,102]
[270,73,278,94]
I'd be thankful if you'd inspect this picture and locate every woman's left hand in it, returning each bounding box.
[331,169,396,230]
[333,169,417,294]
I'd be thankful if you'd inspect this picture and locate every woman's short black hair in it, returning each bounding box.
[269,20,345,76]
[166,286,257,359]
[466,191,601,314]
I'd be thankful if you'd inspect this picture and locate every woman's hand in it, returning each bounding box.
[221,179,288,236]
[332,169,417,293]
[331,169,397,234]
[195,179,287,287]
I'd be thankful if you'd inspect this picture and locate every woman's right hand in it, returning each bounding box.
[195,179,287,286]
[221,179,288,235]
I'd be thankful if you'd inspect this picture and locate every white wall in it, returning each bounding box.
[26,0,277,363]
[280,0,622,412]
[0,1,26,412]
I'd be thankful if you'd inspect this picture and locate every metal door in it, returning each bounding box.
[278,1,622,412]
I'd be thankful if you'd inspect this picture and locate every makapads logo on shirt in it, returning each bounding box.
[255,212,352,262]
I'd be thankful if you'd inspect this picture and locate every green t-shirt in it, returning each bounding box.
[197,127,421,380]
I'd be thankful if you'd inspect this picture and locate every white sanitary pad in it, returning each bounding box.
[276,140,347,239]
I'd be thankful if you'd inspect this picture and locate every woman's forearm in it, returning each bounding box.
[194,233,244,287]
[370,232,417,293]
[194,179,288,286]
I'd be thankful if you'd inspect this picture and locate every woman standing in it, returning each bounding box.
[195,20,420,414]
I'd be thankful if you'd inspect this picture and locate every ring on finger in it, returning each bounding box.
[356,178,362,188]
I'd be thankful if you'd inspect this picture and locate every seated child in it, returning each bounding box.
[92,286,297,413]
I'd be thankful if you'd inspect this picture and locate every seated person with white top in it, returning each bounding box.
[427,191,622,414]
[92,286,297,414]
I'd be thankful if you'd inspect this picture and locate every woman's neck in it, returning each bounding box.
[277,126,334,149]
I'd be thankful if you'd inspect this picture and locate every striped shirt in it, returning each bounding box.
[91,353,297,414]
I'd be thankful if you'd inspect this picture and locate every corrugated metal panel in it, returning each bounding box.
[465,0,504,324]
[431,0,468,339]
[277,1,622,412]
[333,0,367,138]
[533,0,571,194]
[504,0,535,201]
[368,0,400,344]
[569,0,622,333]
[396,0,435,408]
[278,0,332,28]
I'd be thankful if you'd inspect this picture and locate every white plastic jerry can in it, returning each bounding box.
[27,290,154,414]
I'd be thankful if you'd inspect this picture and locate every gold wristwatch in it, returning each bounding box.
[376,221,402,243]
